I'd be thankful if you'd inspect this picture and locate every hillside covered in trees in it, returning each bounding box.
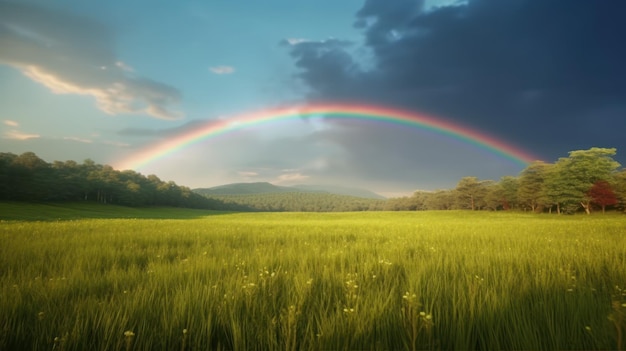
[0,152,245,210]
[1,147,624,214]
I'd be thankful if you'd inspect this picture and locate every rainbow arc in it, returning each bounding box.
[114,103,539,171]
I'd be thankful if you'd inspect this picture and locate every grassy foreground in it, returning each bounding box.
[1,204,625,350]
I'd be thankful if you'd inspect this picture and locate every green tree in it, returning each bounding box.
[485,176,519,210]
[613,169,626,212]
[0,153,18,199]
[455,177,490,210]
[517,161,551,212]
[11,152,51,200]
[545,148,621,214]
[498,176,519,210]
[51,160,87,201]
[543,161,578,214]
[483,181,503,211]
[410,191,431,211]
[421,190,455,210]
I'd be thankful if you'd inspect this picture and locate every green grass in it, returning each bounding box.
[0,202,226,221]
[1,204,625,350]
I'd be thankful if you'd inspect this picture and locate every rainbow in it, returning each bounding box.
[115,103,539,170]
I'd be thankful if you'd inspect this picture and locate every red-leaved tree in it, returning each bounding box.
[587,180,618,213]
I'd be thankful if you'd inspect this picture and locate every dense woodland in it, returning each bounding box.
[211,192,385,212]
[0,152,247,210]
[1,147,625,213]
[387,147,626,213]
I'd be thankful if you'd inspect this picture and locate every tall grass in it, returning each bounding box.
[1,210,625,350]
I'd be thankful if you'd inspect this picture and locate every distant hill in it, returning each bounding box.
[193,182,386,199]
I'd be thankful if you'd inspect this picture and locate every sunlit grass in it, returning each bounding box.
[0,202,222,221]
[1,209,625,350]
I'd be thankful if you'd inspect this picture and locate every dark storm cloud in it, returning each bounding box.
[355,0,422,47]
[283,39,362,97]
[287,0,626,164]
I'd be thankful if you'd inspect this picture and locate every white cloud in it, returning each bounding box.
[209,66,235,75]
[63,136,92,143]
[423,0,468,11]
[4,129,40,140]
[115,61,134,72]
[285,38,309,45]
[18,63,182,120]
[275,172,310,183]
[3,120,19,127]
[238,171,259,177]
[0,3,182,120]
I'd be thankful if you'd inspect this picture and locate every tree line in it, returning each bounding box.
[211,192,385,212]
[1,147,624,214]
[387,147,626,214]
[0,152,246,210]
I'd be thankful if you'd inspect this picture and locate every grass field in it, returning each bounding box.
[1,203,625,350]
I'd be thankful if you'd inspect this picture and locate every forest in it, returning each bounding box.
[210,192,385,212]
[1,147,625,213]
[0,152,246,210]
[388,147,626,214]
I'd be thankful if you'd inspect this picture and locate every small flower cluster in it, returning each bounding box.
[401,291,434,348]
[124,330,135,351]
[560,265,577,292]
[419,311,433,322]
[344,273,359,314]
[52,334,68,350]
[345,273,359,300]
[401,292,432,321]
[234,260,247,272]
[402,291,417,303]
[259,267,277,279]
[378,258,393,266]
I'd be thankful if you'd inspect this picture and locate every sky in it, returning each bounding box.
[1,0,625,197]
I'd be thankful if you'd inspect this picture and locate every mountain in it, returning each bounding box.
[193,182,386,199]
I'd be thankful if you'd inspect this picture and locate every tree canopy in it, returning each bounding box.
[0,152,240,210]
[387,147,624,214]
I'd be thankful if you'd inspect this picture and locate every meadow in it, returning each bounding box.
[1,203,625,350]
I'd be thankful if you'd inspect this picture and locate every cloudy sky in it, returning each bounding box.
[1,0,625,196]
